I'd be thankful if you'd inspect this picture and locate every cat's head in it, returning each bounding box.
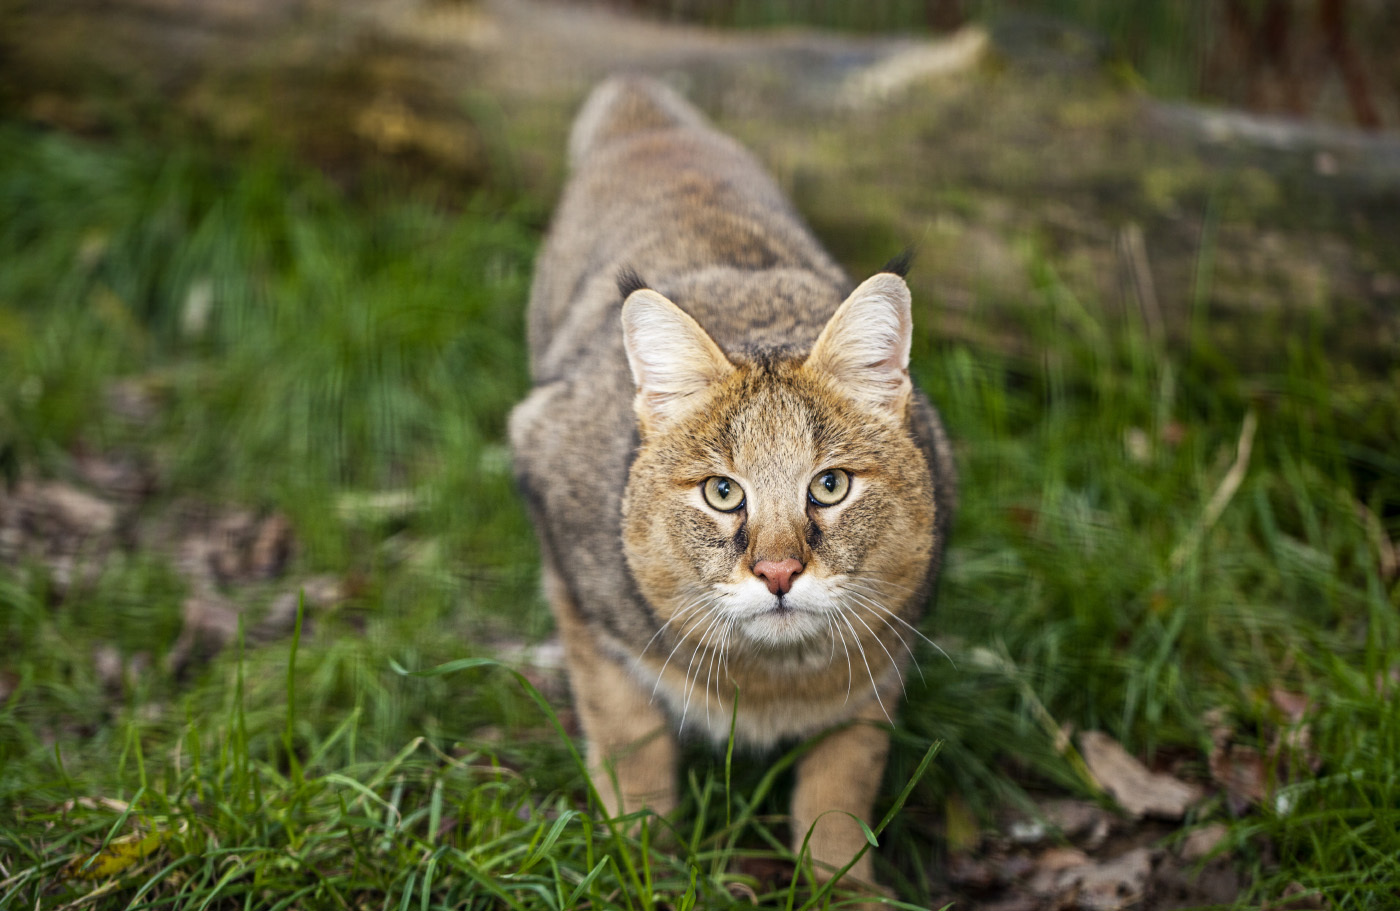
[619,273,939,659]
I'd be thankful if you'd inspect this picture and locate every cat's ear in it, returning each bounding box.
[806,273,913,417]
[622,289,735,432]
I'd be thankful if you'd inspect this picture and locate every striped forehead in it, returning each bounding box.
[725,384,823,478]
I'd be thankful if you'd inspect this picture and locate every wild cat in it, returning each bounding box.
[509,76,955,890]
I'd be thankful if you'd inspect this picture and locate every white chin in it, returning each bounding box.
[737,600,828,648]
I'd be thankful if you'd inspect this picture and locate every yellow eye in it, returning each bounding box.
[808,469,851,507]
[702,476,745,512]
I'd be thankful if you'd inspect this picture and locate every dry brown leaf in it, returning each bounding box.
[1180,822,1229,862]
[1037,846,1091,872]
[975,897,1042,911]
[948,853,999,891]
[1042,798,1111,849]
[166,593,242,675]
[1058,847,1154,911]
[1209,742,1267,813]
[74,451,154,502]
[1271,882,1329,910]
[93,645,125,695]
[1079,730,1203,819]
[1154,850,1244,908]
[248,513,293,579]
[220,511,291,581]
[35,481,118,537]
[1269,689,1310,723]
[1004,797,1111,850]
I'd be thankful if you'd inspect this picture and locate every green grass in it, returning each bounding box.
[1,108,1398,910]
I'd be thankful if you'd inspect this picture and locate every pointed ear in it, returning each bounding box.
[805,273,913,417]
[622,289,735,432]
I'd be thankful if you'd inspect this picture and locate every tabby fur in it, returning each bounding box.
[510,76,956,888]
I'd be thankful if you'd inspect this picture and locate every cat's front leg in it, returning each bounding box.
[545,567,678,820]
[790,703,891,890]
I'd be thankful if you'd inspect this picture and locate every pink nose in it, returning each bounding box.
[753,558,804,596]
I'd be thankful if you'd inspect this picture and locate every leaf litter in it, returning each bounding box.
[1,447,348,678]
[934,727,1247,910]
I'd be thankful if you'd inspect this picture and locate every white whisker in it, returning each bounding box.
[679,606,727,732]
[840,602,907,695]
[844,589,925,684]
[846,578,956,669]
[652,594,720,700]
[836,612,891,723]
[834,617,854,704]
[704,615,727,726]
[640,588,710,659]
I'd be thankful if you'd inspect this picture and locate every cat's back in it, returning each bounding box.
[527,76,850,383]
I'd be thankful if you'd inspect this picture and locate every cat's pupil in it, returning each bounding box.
[717,479,731,499]
[822,473,836,492]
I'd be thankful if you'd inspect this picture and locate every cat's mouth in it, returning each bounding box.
[734,594,827,647]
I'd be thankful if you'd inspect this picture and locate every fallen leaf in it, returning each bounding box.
[1180,822,1229,862]
[93,645,124,695]
[248,513,293,579]
[1079,730,1203,819]
[300,573,349,607]
[12,480,119,540]
[167,593,242,675]
[67,829,166,881]
[74,450,154,502]
[1154,850,1244,908]
[1270,881,1329,910]
[1203,706,1233,746]
[1269,689,1309,723]
[1005,797,1112,850]
[1209,742,1267,813]
[1057,847,1153,911]
[974,896,1041,911]
[252,591,307,643]
[1037,846,1091,872]
[948,853,998,891]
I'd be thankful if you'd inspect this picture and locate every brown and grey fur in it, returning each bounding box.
[510,76,956,889]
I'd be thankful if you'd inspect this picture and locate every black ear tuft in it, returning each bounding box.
[617,266,649,299]
[880,248,914,279]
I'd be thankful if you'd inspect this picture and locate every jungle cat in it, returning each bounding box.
[509,76,956,888]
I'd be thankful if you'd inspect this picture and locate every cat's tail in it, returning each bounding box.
[568,75,708,169]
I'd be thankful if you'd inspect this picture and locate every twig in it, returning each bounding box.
[1119,222,1164,345]
[1170,411,1258,571]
